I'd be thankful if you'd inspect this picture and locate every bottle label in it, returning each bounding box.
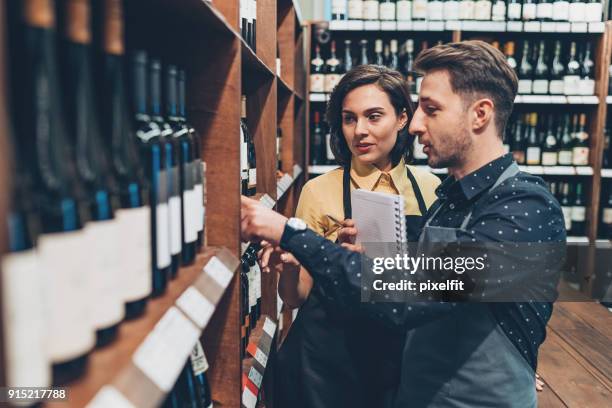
[561,206,572,231]
[325,74,342,93]
[249,168,257,188]
[571,206,586,222]
[537,3,553,19]
[183,189,198,244]
[585,3,602,22]
[444,1,460,20]
[310,74,325,93]
[363,0,379,19]
[2,249,50,387]
[38,230,96,361]
[492,1,506,20]
[518,79,533,94]
[428,1,444,20]
[572,146,589,166]
[254,262,262,299]
[474,1,492,20]
[532,79,550,94]
[458,1,475,20]
[190,340,209,376]
[412,0,429,19]
[169,194,182,255]
[507,3,522,19]
[397,1,413,20]
[568,3,586,22]
[115,207,152,302]
[332,0,348,15]
[248,264,256,308]
[156,202,172,268]
[240,131,249,175]
[549,79,564,94]
[558,150,573,165]
[380,3,396,20]
[553,1,570,20]
[326,133,335,161]
[522,3,537,19]
[195,181,205,233]
[542,151,558,166]
[85,220,125,329]
[563,75,580,95]
[348,0,364,19]
[526,147,542,165]
[579,78,595,96]
[603,208,612,224]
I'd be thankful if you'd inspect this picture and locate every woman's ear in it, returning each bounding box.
[398,109,409,131]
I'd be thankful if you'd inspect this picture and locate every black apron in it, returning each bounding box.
[275,166,428,408]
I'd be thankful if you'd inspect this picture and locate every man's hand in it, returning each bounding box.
[258,240,301,274]
[337,219,364,253]
[241,196,288,246]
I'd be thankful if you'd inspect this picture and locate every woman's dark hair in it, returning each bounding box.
[325,64,416,167]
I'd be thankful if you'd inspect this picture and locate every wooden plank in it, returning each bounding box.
[277,3,295,89]
[256,0,277,74]
[537,382,568,408]
[548,306,612,384]
[280,95,296,174]
[538,330,611,407]
[556,302,612,340]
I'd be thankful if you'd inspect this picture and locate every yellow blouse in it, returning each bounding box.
[296,158,441,242]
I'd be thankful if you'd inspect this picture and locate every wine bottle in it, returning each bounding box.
[511,114,526,164]
[397,0,413,20]
[568,0,587,23]
[474,0,492,20]
[380,0,397,20]
[190,340,213,408]
[348,0,365,19]
[603,124,611,168]
[537,0,553,20]
[518,40,533,94]
[388,39,400,71]
[2,15,50,384]
[363,0,380,19]
[240,0,248,42]
[444,0,461,20]
[459,0,476,19]
[311,111,325,165]
[343,39,354,75]
[525,113,541,165]
[149,59,181,278]
[413,0,429,20]
[562,42,581,95]
[572,113,589,166]
[557,114,573,165]
[240,96,250,195]
[533,40,549,94]
[13,0,96,384]
[374,39,384,66]
[246,248,257,328]
[325,40,342,93]
[579,42,595,96]
[571,182,586,236]
[332,0,348,20]
[549,40,565,95]
[542,114,559,166]
[559,182,573,233]
[416,41,428,93]
[553,0,570,20]
[504,41,517,71]
[601,188,612,238]
[96,0,151,319]
[585,0,603,22]
[179,70,205,249]
[429,0,445,20]
[310,44,325,93]
[247,115,257,198]
[507,0,522,20]
[57,0,125,348]
[131,51,171,297]
[402,39,416,94]
[522,0,537,20]
[165,65,197,266]
[359,39,370,65]
[492,0,507,20]
[252,0,258,52]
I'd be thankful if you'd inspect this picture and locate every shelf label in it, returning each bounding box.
[602,169,612,178]
[87,386,135,408]
[506,21,523,31]
[575,167,594,176]
[205,256,234,289]
[582,95,599,105]
[247,342,269,368]
[346,20,364,30]
[543,166,575,176]
[524,21,541,32]
[293,164,303,178]
[571,22,588,32]
[381,21,396,31]
[309,93,326,102]
[555,22,571,32]
[133,307,200,392]
[328,20,348,31]
[176,286,215,329]
[248,366,264,389]
[549,95,567,104]
[427,21,444,31]
[412,21,428,30]
[242,387,258,408]
[521,95,551,104]
[260,194,276,209]
[263,317,277,338]
[397,21,413,30]
[589,22,605,33]
[445,21,461,30]
[541,22,556,32]
[364,21,381,30]
[566,96,583,104]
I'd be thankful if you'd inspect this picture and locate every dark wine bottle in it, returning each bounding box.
[13,0,94,384]
[150,58,182,278]
[95,0,151,320]
[190,340,214,408]
[571,182,586,236]
[165,65,197,266]
[131,50,171,297]
[56,0,123,348]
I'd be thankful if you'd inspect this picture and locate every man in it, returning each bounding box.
[242,41,565,407]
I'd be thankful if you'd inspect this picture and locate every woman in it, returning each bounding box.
[268,65,441,407]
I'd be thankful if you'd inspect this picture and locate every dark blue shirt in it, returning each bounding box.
[280,154,566,369]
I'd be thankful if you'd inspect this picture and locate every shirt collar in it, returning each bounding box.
[435,153,515,201]
[350,157,408,192]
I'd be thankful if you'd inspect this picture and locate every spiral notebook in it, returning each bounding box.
[351,189,407,254]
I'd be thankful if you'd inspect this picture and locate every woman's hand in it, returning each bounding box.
[337,219,364,253]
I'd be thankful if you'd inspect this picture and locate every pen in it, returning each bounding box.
[325,214,344,227]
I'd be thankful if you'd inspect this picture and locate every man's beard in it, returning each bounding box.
[428,126,472,169]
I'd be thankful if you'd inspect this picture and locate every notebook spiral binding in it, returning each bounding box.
[394,200,407,255]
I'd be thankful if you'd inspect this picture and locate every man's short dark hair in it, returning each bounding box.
[326,64,416,167]
[414,40,518,137]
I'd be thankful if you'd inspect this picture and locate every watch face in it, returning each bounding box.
[288,218,307,231]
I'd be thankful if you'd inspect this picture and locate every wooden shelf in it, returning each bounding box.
[47,247,239,408]
[241,316,277,408]
[242,40,276,79]
[277,74,293,99]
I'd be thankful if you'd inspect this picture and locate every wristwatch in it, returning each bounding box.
[280,217,308,248]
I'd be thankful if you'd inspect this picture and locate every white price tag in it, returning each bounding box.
[253,347,268,368]
[543,166,575,176]
[346,20,364,30]
[381,21,397,30]
[309,93,326,102]
[583,95,599,104]
[293,164,302,178]
[567,96,582,104]
[412,21,428,30]
[176,286,215,329]
[364,20,381,30]
[601,169,612,178]
[555,22,571,32]
[263,317,277,338]
[575,166,594,176]
[205,256,234,288]
[541,22,556,32]
[506,21,523,31]
[86,386,135,408]
[133,307,200,392]
[571,22,588,32]
[549,95,567,104]
[589,22,605,32]
[242,387,258,408]
[397,21,413,30]
[524,21,541,32]
[329,20,348,30]
[446,20,461,30]
[248,366,263,389]
[428,21,444,31]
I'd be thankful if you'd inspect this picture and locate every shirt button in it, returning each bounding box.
[449,203,455,210]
